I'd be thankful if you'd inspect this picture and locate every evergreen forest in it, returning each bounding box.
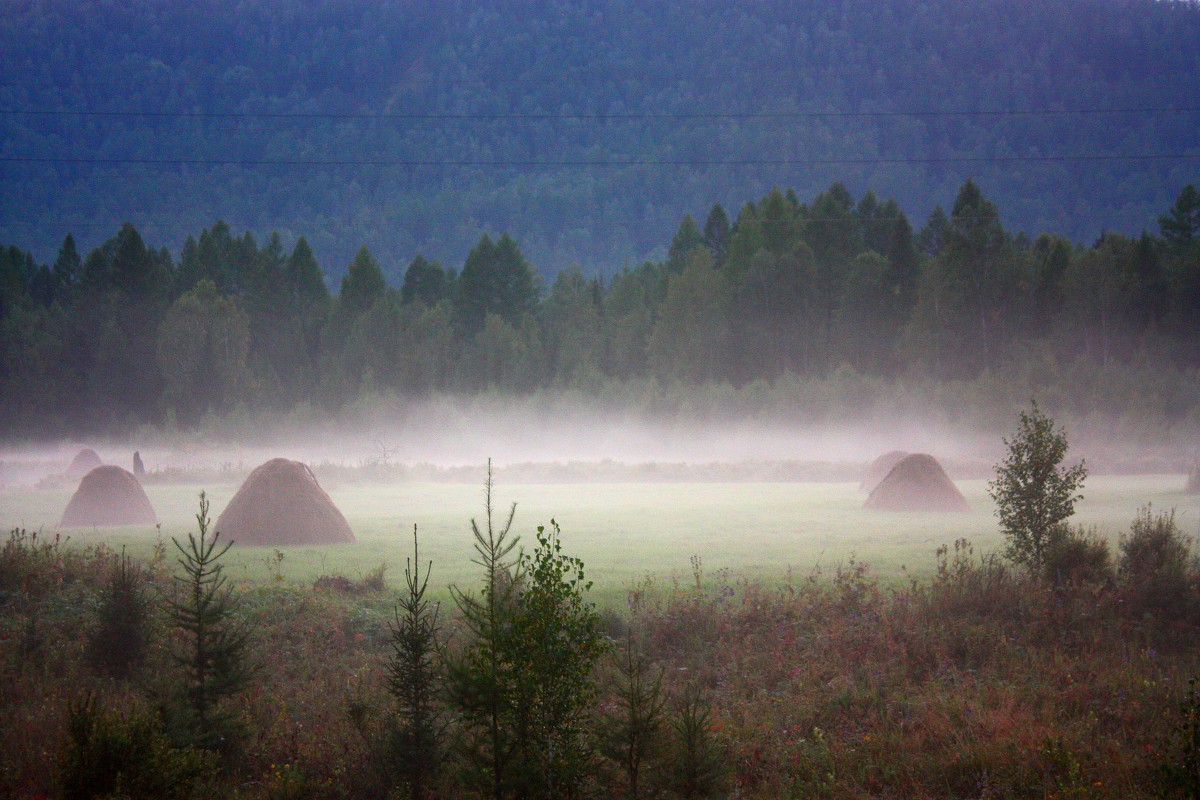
[2,0,1200,278]
[2,179,1198,439]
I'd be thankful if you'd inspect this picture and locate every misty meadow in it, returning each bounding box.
[4,1,1200,798]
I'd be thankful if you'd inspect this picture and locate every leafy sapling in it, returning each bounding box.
[989,400,1087,572]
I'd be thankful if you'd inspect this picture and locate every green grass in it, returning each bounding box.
[3,474,1195,605]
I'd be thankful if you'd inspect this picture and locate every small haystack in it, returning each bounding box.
[65,448,103,478]
[864,453,970,512]
[215,458,355,546]
[60,466,157,527]
[860,450,910,493]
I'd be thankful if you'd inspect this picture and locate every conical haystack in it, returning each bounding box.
[65,448,103,478]
[864,453,970,512]
[860,450,910,493]
[60,466,157,527]
[215,458,355,546]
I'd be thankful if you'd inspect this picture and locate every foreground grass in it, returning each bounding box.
[4,513,1200,798]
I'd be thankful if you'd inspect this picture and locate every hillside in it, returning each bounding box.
[2,0,1199,281]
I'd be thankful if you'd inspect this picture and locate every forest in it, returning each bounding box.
[2,0,1200,277]
[1,178,1198,440]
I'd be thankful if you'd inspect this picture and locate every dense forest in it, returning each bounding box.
[2,0,1200,278]
[1,178,1198,438]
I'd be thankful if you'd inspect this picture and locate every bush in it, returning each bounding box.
[88,548,152,680]
[1119,505,1197,621]
[1043,526,1113,586]
[59,694,214,800]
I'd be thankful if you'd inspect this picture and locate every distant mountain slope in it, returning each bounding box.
[2,0,1198,280]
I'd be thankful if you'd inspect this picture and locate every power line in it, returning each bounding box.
[2,153,1197,167]
[2,106,1199,121]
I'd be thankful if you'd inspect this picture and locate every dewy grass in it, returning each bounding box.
[4,474,1195,603]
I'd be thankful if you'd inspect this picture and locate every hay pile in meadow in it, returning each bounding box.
[60,465,157,527]
[859,450,910,493]
[65,448,103,478]
[215,458,355,546]
[864,453,970,512]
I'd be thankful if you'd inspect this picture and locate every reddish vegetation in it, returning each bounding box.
[64,448,103,478]
[215,458,355,546]
[59,466,157,527]
[864,453,970,512]
[859,449,910,493]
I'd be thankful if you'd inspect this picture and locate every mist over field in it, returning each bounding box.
[2,391,1192,490]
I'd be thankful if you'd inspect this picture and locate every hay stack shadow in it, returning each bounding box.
[864,453,970,512]
[60,465,157,527]
[215,458,355,546]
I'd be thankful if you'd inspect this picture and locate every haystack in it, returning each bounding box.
[60,466,157,527]
[860,450,910,493]
[864,453,969,512]
[65,448,103,478]
[215,458,355,546]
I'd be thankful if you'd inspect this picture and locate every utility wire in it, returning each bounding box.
[2,153,1197,167]
[2,106,1199,121]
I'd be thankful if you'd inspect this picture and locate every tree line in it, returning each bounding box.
[1,180,1198,436]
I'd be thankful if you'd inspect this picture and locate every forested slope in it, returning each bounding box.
[2,0,1199,280]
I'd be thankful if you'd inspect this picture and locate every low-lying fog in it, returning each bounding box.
[0,395,1192,488]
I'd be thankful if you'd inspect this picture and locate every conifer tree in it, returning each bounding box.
[164,492,253,752]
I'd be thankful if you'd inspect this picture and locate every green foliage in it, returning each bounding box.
[59,694,214,800]
[447,468,606,799]
[384,525,443,800]
[1118,505,1197,622]
[162,492,254,753]
[87,548,153,680]
[1042,526,1113,587]
[666,683,727,799]
[598,630,668,799]
[507,519,608,798]
[447,464,522,798]
[989,400,1088,572]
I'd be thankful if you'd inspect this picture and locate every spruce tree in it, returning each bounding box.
[164,492,253,753]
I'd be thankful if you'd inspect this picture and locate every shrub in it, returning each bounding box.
[59,693,214,800]
[88,548,152,680]
[1119,505,1197,621]
[1043,526,1113,586]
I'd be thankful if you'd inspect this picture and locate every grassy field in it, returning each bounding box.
[3,472,1194,604]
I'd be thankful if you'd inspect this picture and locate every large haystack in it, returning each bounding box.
[65,448,103,478]
[864,453,970,512]
[215,458,355,546]
[60,466,157,527]
[860,450,910,493]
